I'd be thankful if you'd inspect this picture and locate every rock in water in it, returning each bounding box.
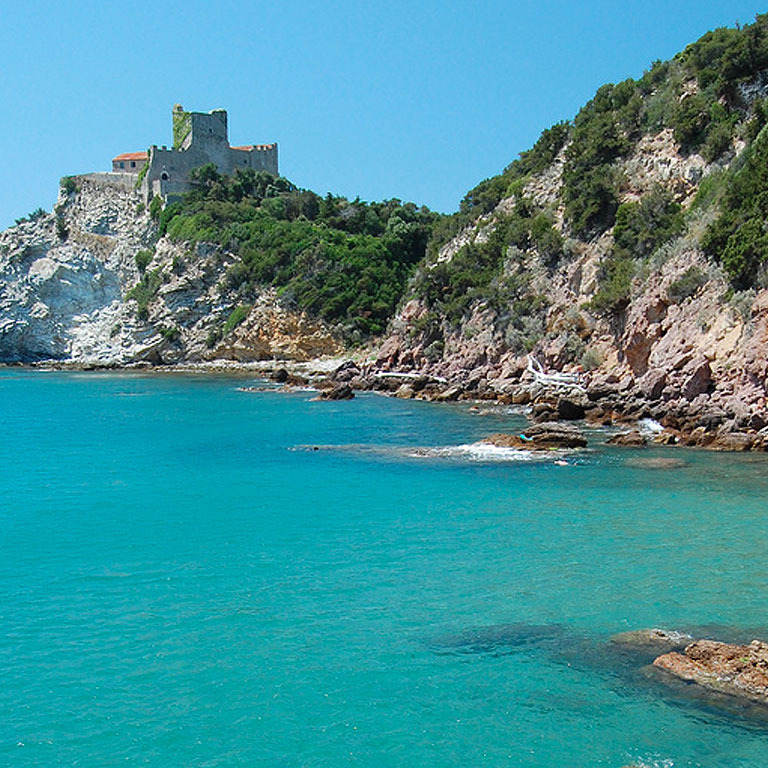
[653,639,768,705]
[610,628,692,655]
[523,421,587,448]
[625,456,686,469]
[317,383,354,400]
[483,422,587,450]
[607,430,648,446]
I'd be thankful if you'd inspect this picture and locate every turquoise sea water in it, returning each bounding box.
[2,371,768,767]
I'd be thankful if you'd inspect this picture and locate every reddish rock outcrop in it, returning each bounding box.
[654,639,768,705]
[366,126,768,451]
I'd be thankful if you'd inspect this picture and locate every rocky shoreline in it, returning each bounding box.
[8,353,768,453]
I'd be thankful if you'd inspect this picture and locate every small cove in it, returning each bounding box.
[2,370,768,767]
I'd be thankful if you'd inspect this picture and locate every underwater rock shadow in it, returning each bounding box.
[426,620,768,730]
[427,622,568,657]
[566,625,768,731]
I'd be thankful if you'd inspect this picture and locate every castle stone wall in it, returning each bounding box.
[77,172,139,191]
[142,106,278,202]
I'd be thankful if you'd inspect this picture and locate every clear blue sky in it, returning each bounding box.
[0,1,764,228]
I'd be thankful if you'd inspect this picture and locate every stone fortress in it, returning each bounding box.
[111,104,278,201]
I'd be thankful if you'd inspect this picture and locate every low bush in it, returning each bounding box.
[126,268,163,320]
[149,196,163,221]
[60,176,77,195]
[15,208,47,226]
[613,187,684,260]
[588,254,634,314]
[135,163,149,190]
[206,327,222,349]
[668,266,708,301]
[222,304,252,336]
[159,326,181,342]
[135,249,153,274]
[55,217,68,241]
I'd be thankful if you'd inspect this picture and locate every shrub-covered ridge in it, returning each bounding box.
[155,164,438,340]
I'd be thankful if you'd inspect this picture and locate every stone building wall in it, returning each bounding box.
[112,153,149,173]
[78,172,140,191]
[142,106,278,202]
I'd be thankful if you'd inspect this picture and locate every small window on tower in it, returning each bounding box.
[161,172,169,181]
[120,162,125,169]
[131,161,136,168]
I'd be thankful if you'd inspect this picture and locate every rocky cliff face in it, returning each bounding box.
[372,125,768,445]
[0,178,151,362]
[0,177,341,365]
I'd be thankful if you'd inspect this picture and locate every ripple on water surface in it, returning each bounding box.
[1,372,768,766]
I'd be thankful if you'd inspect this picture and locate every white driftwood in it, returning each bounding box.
[525,355,586,397]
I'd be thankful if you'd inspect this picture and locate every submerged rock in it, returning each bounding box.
[429,622,565,655]
[625,456,687,469]
[610,628,692,655]
[653,639,768,706]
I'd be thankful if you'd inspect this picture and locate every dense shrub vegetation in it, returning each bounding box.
[135,249,153,274]
[702,127,768,288]
[412,199,551,350]
[133,15,768,341]
[562,81,641,237]
[613,187,684,259]
[432,15,768,260]
[680,17,768,94]
[157,165,438,339]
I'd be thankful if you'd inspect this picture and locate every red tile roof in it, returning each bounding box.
[231,143,276,151]
[113,151,148,162]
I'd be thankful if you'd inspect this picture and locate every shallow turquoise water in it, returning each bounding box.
[2,370,768,767]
